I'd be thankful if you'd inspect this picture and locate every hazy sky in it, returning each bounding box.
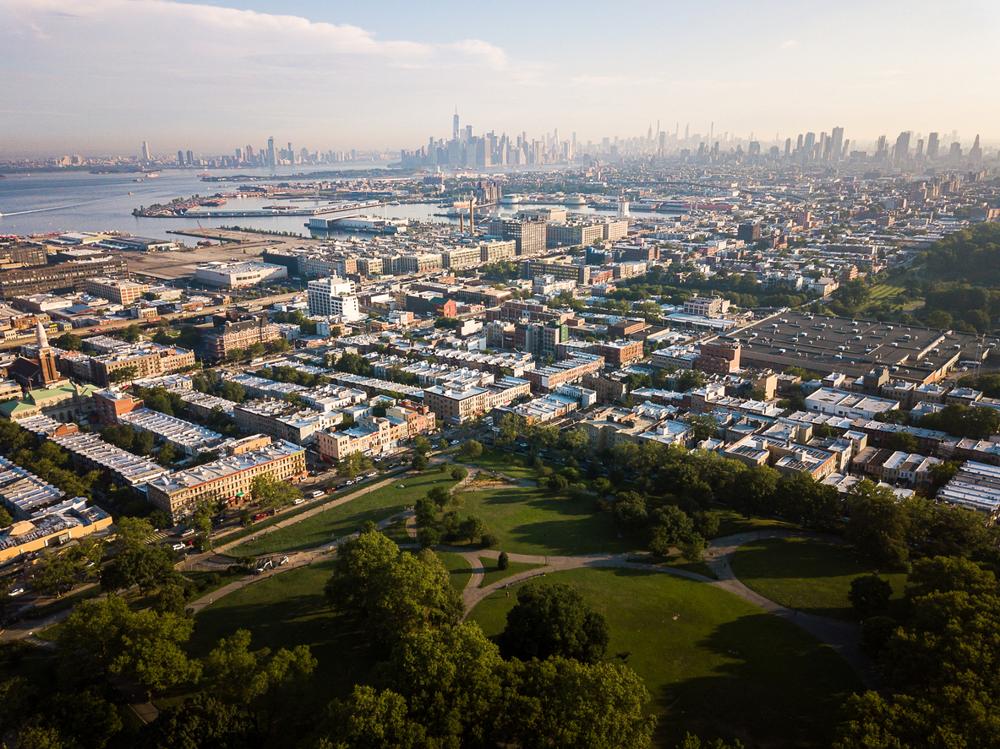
[3,0,999,156]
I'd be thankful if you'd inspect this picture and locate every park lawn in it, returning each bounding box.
[459,484,630,557]
[436,552,472,592]
[711,509,800,538]
[470,567,860,748]
[731,536,908,620]
[478,559,542,588]
[190,558,375,704]
[230,470,458,557]
[466,450,538,482]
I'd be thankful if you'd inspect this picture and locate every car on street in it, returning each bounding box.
[171,542,186,552]
[8,587,25,597]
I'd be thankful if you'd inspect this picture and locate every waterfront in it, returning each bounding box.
[0,169,682,243]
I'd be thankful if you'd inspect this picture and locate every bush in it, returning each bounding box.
[450,466,469,482]
[480,532,499,549]
[849,574,893,618]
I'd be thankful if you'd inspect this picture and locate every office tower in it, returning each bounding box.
[916,139,924,158]
[452,108,460,141]
[266,136,276,169]
[927,132,940,159]
[893,131,911,162]
[464,124,472,143]
[876,135,888,160]
[803,132,816,159]
[949,141,962,159]
[185,149,194,166]
[830,127,844,161]
[970,134,983,164]
[684,123,689,140]
[177,150,184,166]
[140,141,151,164]
[784,137,792,157]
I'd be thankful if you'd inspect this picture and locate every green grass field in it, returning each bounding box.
[731,536,908,619]
[711,509,799,538]
[190,558,374,702]
[465,450,538,482]
[459,484,630,556]
[470,567,859,747]
[437,551,472,592]
[478,559,542,587]
[230,470,457,557]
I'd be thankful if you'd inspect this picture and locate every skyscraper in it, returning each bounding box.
[140,140,151,164]
[453,109,460,141]
[830,127,844,161]
[266,136,276,169]
[927,132,940,160]
[177,150,184,166]
[893,131,911,162]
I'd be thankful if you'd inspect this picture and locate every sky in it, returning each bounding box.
[2,0,999,157]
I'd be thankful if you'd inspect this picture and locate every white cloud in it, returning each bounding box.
[780,39,799,49]
[0,0,508,69]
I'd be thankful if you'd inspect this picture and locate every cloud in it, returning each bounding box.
[780,39,799,49]
[0,0,508,69]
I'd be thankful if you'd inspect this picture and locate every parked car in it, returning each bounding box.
[8,587,25,597]
[171,543,186,552]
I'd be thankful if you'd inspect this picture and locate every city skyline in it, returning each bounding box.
[3,0,1000,155]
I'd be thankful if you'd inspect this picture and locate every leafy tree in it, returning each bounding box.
[136,693,257,749]
[251,473,301,509]
[497,551,509,571]
[501,581,610,663]
[411,453,428,471]
[29,552,79,597]
[501,657,656,749]
[920,403,1000,439]
[845,481,909,569]
[849,575,892,618]
[54,332,83,351]
[202,628,316,704]
[119,324,143,343]
[322,686,427,749]
[101,540,175,594]
[412,436,432,455]
[458,439,483,460]
[427,486,451,508]
[0,506,12,528]
[57,595,201,695]
[685,414,718,442]
[450,465,468,481]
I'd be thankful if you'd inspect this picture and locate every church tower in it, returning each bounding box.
[36,321,59,385]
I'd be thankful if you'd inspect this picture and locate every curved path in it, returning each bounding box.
[455,530,875,686]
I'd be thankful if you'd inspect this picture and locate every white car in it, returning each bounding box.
[171,542,186,552]
[8,587,25,597]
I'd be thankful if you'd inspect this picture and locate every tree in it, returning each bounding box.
[202,628,316,704]
[0,506,12,528]
[686,414,718,443]
[325,531,461,645]
[501,657,656,749]
[136,693,257,749]
[251,473,301,509]
[450,465,468,482]
[157,442,178,467]
[57,595,201,695]
[411,453,428,471]
[412,436,432,456]
[647,505,696,557]
[845,481,909,569]
[458,439,483,460]
[193,502,214,551]
[100,541,175,594]
[849,575,892,618]
[497,551,509,571]
[54,332,83,351]
[501,582,610,663]
[29,553,79,597]
[323,686,427,749]
[119,324,143,343]
[427,485,451,509]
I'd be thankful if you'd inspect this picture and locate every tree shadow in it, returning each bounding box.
[651,612,860,748]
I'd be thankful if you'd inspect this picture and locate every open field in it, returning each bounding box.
[470,567,860,747]
[465,450,539,482]
[478,559,542,587]
[437,552,473,592]
[189,558,372,703]
[731,536,908,619]
[230,470,457,556]
[459,484,629,557]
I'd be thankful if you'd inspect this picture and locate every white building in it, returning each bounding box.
[307,276,361,321]
[194,261,287,289]
[804,388,900,420]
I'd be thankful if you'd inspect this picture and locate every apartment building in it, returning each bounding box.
[88,343,196,386]
[316,402,435,461]
[307,276,361,321]
[424,376,531,424]
[526,355,605,392]
[145,436,306,521]
[233,399,339,445]
[441,246,482,270]
[201,315,283,362]
[486,217,547,256]
[84,276,149,306]
[479,240,517,263]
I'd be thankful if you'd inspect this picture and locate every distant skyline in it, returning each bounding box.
[3,0,1000,156]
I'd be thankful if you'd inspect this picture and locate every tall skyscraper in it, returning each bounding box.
[893,131,911,162]
[453,109,460,141]
[927,132,940,160]
[177,150,184,166]
[830,127,844,161]
[140,140,151,164]
[266,136,276,169]
[970,134,983,164]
